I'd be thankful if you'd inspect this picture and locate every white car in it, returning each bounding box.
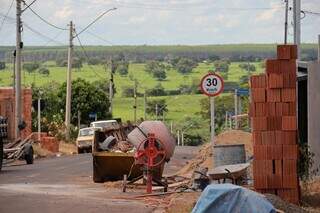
[76,127,98,153]
[90,120,119,130]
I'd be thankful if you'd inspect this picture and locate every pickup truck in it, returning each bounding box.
[76,127,98,153]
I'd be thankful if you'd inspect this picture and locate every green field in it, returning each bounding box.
[0,62,263,96]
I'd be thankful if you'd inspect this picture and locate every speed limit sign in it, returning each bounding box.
[200,73,224,97]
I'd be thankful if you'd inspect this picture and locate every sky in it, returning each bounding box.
[0,0,319,46]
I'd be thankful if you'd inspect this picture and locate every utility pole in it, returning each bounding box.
[318,35,320,63]
[234,89,238,130]
[284,0,289,44]
[37,96,41,142]
[109,59,115,115]
[133,79,137,123]
[293,0,301,59]
[177,130,180,146]
[155,104,158,121]
[65,21,74,141]
[144,92,147,120]
[15,0,22,139]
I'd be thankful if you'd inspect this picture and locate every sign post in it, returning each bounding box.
[200,73,224,145]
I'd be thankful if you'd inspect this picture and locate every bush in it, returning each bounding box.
[175,58,198,74]
[0,62,5,70]
[214,60,229,73]
[38,67,50,76]
[23,62,39,73]
[183,134,203,146]
[239,63,256,72]
[87,57,101,65]
[146,83,166,96]
[145,61,167,80]
[146,99,168,116]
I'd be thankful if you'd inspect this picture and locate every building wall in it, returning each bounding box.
[308,62,320,175]
[0,87,32,141]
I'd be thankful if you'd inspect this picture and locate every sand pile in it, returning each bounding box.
[175,130,252,177]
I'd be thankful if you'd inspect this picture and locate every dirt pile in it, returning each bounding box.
[175,130,252,177]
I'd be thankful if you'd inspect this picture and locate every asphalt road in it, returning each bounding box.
[0,146,198,213]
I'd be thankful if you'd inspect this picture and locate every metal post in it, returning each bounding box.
[133,80,137,123]
[15,0,22,139]
[182,132,184,146]
[37,97,41,142]
[234,89,238,130]
[170,121,173,133]
[177,130,180,146]
[144,92,147,120]
[210,97,215,144]
[225,111,228,129]
[65,21,73,141]
[155,104,158,121]
[109,65,113,115]
[318,35,320,63]
[284,0,289,44]
[77,110,81,129]
[293,0,301,59]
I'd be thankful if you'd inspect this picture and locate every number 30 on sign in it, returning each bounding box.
[200,73,224,97]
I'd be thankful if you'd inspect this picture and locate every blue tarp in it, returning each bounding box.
[192,184,276,213]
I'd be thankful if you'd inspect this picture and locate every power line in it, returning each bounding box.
[22,1,67,30]
[75,7,117,37]
[23,23,65,45]
[74,32,106,79]
[0,0,14,32]
[86,30,115,45]
[21,0,38,12]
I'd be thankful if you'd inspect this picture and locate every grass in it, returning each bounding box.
[0,62,263,97]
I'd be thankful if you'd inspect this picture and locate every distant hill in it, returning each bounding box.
[0,43,318,62]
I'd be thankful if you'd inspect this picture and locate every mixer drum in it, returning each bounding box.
[127,121,176,161]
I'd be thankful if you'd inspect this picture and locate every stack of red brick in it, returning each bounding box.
[250,45,299,204]
[41,136,60,153]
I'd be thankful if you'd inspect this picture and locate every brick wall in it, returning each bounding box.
[0,87,32,140]
[250,45,300,204]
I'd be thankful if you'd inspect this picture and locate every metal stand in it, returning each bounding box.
[122,133,168,193]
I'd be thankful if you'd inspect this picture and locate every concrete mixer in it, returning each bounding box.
[125,121,176,193]
[92,120,176,193]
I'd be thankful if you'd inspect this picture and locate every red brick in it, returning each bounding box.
[267,117,282,130]
[267,174,282,189]
[249,103,256,117]
[280,60,296,74]
[261,131,276,145]
[282,116,297,131]
[254,176,268,189]
[283,73,297,88]
[266,102,276,116]
[266,59,281,74]
[250,74,267,88]
[267,89,281,102]
[251,88,266,103]
[277,188,300,205]
[277,45,298,60]
[281,88,296,102]
[267,145,283,159]
[268,73,283,89]
[282,102,296,116]
[282,175,298,189]
[254,145,267,160]
[252,131,262,146]
[283,159,297,175]
[283,145,298,160]
[252,117,268,131]
[282,131,297,145]
[275,103,283,116]
[255,103,266,117]
[275,131,283,145]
